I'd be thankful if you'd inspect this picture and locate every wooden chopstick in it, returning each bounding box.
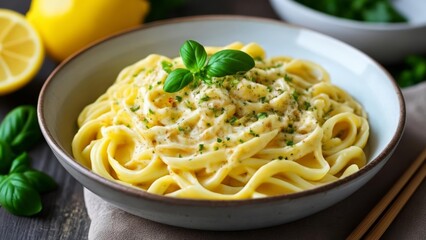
[347,147,426,240]
[364,162,426,239]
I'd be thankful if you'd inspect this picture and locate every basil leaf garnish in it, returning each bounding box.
[163,68,194,93]
[162,40,255,93]
[206,49,255,77]
[9,152,31,174]
[0,140,14,174]
[0,175,6,184]
[0,105,41,153]
[22,170,57,193]
[180,40,207,72]
[0,173,42,216]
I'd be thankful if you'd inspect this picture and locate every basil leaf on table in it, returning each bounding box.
[180,40,207,72]
[206,49,255,77]
[22,170,57,193]
[9,152,31,174]
[0,173,42,216]
[163,68,194,93]
[0,175,6,184]
[0,105,41,153]
[0,140,14,174]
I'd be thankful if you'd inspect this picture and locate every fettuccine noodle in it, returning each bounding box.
[72,42,369,199]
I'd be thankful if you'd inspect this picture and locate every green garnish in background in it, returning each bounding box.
[163,40,255,93]
[0,106,57,217]
[295,0,407,23]
[396,55,426,87]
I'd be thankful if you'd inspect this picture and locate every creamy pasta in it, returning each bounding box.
[72,42,369,199]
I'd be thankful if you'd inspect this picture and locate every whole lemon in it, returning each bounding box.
[26,0,150,62]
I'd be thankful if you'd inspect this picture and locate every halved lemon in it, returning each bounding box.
[0,9,44,96]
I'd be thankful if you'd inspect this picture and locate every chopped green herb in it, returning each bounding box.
[130,105,140,112]
[303,101,311,110]
[200,95,210,102]
[228,116,238,124]
[257,112,268,119]
[198,144,204,152]
[292,91,299,102]
[249,129,259,137]
[284,74,293,82]
[286,125,295,134]
[217,138,223,143]
[175,95,183,102]
[286,140,294,146]
[161,61,173,73]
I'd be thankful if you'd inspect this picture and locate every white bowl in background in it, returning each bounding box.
[270,0,426,63]
[38,16,405,230]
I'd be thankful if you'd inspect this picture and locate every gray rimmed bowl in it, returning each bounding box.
[38,16,405,230]
[270,0,426,63]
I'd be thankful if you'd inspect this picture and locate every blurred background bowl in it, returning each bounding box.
[38,16,405,230]
[269,0,426,63]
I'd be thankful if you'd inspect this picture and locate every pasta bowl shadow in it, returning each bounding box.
[38,16,405,230]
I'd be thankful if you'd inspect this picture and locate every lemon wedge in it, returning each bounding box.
[0,9,44,96]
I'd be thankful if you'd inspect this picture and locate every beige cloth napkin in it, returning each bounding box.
[84,82,426,240]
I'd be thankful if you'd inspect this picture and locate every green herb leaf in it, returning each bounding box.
[163,68,194,93]
[206,49,255,77]
[9,152,31,174]
[22,170,57,193]
[257,112,268,119]
[295,0,407,23]
[161,61,173,74]
[180,40,207,73]
[0,175,6,184]
[130,105,140,112]
[0,105,41,153]
[0,173,42,216]
[0,140,14,174]
[397,55,426,87]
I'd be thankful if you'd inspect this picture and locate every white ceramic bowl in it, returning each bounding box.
[270,0,426,63]
[38,16,405,230]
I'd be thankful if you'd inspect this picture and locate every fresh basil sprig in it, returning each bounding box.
[0,173,43,216]
[0,152,57,216]
[0,106,57,217]
[0,105,41,153]
[0,140,14,175]
[163,40,255,93]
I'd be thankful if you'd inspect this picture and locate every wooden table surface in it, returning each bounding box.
[0,1,424,240]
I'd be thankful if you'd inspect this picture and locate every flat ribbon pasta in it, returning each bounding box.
[72,42,369,199]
